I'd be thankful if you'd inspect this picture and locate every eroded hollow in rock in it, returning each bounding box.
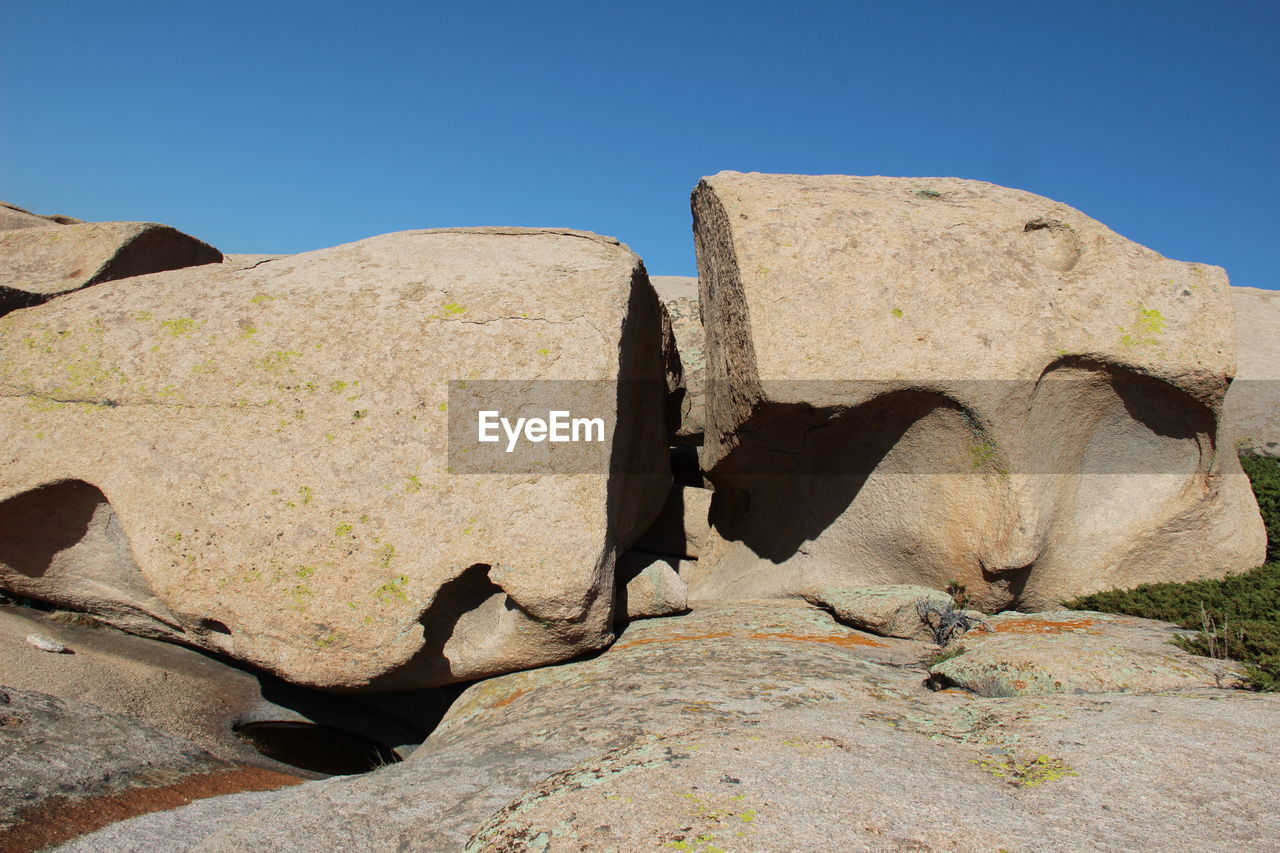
[233,722,401,775]
[0,480,188,639]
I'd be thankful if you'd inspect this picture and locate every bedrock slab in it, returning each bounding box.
[53,601,1280,852]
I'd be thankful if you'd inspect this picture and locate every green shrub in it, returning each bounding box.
[1064,454,1280,690]
[1240,454,1279,562]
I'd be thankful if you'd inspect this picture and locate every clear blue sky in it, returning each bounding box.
[3,1,1276,287]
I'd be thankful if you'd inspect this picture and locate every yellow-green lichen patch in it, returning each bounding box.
[1119,305,1167,348]
[254,350,302,372]
[972,753,1076,788]
[375,575,410,604]
[159,317,202,337]
[404,475,423,494]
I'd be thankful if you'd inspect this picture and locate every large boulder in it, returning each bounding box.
[0,228,670,690]
[0,221,222,315]
[690,172,1265,609]
[1224,286,1280,457]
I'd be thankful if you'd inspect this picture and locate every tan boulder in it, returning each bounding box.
[1224,286,1280,457]
[691,172,1265,609]
[0,221,222,315]
[651,275,704,442]
[0,227,670,690]
[0,200,81,230]
[616,551,689,619]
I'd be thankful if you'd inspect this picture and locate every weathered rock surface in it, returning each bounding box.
[54,601,1280,852]
[691,172,1265,609]
[803,584,960,641]
[0,686,225,835]
[0,221,222,315]
[0,605,421,770]
[927,609,1240,695]
[616,551,689,619]
[1225,285,1280,457]
[652,275,704,443]
[0,201,81,230]
[0,228,670,690]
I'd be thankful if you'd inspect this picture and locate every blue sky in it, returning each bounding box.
[3,1,1276,287]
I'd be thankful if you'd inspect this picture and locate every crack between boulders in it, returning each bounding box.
[453,315,590,327]
[0,391,273,411]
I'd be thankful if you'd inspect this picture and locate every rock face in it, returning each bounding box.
[56,601,1280,852]
[0,222,222,316]
[0,228,670,690]
[691,172,1265,609]
[651,275,704,443]
[1225,286,1280,457]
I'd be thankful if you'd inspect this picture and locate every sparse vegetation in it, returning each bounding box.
[1066,455,1280,690]
[917,582,987,647]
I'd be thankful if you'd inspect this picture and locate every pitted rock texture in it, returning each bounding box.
[0,221,222,315]
[0,228,670,689]
[53,601,1280,852]
[1224,285,1280,457]
[691,172,1264,609]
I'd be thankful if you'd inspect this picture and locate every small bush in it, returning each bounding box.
[1240,454,1279,562]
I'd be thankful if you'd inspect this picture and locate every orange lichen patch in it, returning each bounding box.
[988,617,1101,635]
[612,631,734,651]
[0,765,304,853]
[748,632,888,649]
[490,687,528,709]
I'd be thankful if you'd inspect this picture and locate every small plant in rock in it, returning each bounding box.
[917,593,987,647]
